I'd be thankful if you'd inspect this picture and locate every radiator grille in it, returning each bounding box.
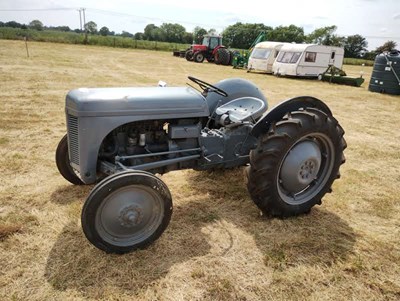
[67,114,79,165]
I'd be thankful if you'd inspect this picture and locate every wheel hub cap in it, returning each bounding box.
[280,140,321,193]
[119,205,143,227]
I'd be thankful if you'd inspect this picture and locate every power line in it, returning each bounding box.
[0,8,76,11]
[0,6,217,28]
[86,8,217,28]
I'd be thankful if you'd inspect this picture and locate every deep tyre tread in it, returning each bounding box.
[220,48,230,65]
[247,108,346,217]
[214,48,230,65]
[81,170,173,254]
[55,134,84,185]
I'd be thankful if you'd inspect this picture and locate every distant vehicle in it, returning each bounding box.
[272,44,344,78]
[247,41,289,73]
[184,35,232,65]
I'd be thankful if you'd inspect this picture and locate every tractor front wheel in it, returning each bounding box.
[81,170,173,254]
[55,134,84,185]
[247,108,346,217]
[193,51,205,63]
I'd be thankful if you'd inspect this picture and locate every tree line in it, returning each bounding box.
[1,19,397,59]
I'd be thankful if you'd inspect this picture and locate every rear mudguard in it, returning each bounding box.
[251,96,332,137]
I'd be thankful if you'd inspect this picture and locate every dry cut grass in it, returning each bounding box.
[0,40,399,300]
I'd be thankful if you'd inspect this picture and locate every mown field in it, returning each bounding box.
[0,40,399,301]
[0,27,374,66]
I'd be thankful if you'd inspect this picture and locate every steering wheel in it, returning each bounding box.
[188,76,228,97]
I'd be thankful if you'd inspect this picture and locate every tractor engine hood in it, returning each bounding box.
[66,86,209,117]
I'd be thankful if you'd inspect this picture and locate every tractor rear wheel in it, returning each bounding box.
[193,51,205,63]
[247,108,346,217]
[55,134,84,185]
[185,50,194,61]
[214,48,230,65]
[81,170,173,254]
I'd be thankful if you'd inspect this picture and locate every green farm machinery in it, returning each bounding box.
[319,65,365,87]
[232,31,266,69]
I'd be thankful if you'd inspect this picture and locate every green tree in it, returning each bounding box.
[134,32,144,40]
[375,40,397,53]
[307,25,341,45]
[143,24,158,40]
[183,32,194,44]
[344,34,368,58]
[53,26,71,32]
[120,31,133,38]
[222,22,272,48]
[159,23,186,43]
[29,19,43,31]
[99,26,110,36]
[5,21,23,28]
[269,24,305,43]
[84,21,97,34]
[193,26,207,43]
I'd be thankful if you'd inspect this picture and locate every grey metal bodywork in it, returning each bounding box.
[65,78,268,184]
[206,78,267,113]
[66,87,208,183]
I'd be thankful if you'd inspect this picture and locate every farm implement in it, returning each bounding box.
[319,65,365,87]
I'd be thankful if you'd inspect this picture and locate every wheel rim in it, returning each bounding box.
[277,133,335,205]
[95,184,164,247]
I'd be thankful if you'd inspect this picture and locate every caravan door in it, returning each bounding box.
[329,50,336,65]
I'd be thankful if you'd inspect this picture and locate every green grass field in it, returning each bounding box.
[0,40,399,301]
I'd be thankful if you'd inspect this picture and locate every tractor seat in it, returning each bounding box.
[215,97,266,125]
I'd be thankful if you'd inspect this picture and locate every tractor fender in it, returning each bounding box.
[212,45,226,56]
[251,96,333,137]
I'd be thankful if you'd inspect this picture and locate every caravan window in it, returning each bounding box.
[291,52,301,63]
[305,52,317,62]
[277,52,302,63]
[251,48,272,59]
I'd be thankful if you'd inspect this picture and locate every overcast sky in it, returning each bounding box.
[1,0,399,50]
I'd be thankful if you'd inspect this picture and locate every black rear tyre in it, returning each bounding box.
[214,48,230,65]
[82,170,173,254]
[247,108,346,217]
[55,134,84,185]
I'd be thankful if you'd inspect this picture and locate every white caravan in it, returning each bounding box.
[247,41,289,73]
[272,44,344,77]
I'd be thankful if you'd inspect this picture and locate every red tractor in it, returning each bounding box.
[185,35,232,65]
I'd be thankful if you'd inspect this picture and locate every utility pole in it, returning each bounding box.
[82,8,86,29]
[78,8,82,31]
[82,8,88,44]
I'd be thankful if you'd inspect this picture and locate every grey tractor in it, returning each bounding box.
[56,76,346,254]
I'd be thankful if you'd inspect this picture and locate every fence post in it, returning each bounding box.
[24,36,29,58]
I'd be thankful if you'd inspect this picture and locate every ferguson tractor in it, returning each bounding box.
[185,35,232,65]
[56,76,346,254]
